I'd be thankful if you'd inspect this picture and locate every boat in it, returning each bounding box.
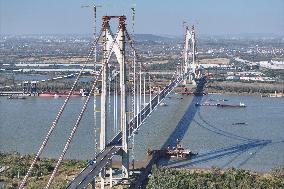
[39,92,81,97]
[159,102,168,107]
[166,140,197,158]
[193,92,207,96]
[232,122,247,125]
[221,99,228,101]
[147,139,197,159]
[180,91,193,95]
[195,102,216,106]
[269,91,284,98]
[196,102,246,108]
[217,102,246,108]
[239,102,246,107]
[80,89,90,97]
[7,95,26,100]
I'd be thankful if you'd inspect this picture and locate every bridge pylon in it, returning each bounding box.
[99,15,129,186]
[183,25,198,85]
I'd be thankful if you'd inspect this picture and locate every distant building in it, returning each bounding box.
[258,61,284,70]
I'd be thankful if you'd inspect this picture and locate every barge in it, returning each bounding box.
[147,139,197,159]
[195,102,246,108]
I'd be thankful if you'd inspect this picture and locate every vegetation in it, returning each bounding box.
[206,80,284,94]
[0,152,86,189]
[147,61,177,70]
[147,166,284,189]
[1,153,284,188]
[262,69,284,81]
[237,53,274,62]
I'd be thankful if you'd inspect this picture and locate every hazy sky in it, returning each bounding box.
[0,0,283,35]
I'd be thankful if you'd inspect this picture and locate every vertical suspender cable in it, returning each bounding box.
[136,71,139,128]
[114,73,118,134]
[149,75,152,110]
[94,89,97,156]
[142,72,146,121]
[143,73,146,108]
[113,73,116,134]
[133,51,136,125]
[116,75,118,132]
[93,3,98,160]
[139,63,142,124]
[108,66,111,113]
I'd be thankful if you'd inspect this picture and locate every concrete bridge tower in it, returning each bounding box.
[183,25,197,85]
[99,16,129,188]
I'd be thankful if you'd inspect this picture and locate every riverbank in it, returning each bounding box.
[0,152,85,189]
[2,153,283,189]
[206,80,284,96]
[147,166,284,189]
[0,152,147,189]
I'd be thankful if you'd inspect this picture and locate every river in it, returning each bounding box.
[0,93,283,172]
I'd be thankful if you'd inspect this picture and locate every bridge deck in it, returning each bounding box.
[65,73,187,188]
[66,146,120,189]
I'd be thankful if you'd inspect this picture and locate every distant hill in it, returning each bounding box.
[134,34,176,42]
[199,33,283,40]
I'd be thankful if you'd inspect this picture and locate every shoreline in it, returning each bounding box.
[1,152,283,188]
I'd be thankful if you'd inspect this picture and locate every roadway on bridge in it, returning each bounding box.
[66,146,120,189]
[66,73,187,188]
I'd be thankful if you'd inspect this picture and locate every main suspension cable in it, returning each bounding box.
[19,29,103,189]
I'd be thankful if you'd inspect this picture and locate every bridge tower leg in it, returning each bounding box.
[191,25,198,85]
[183,26,193,85]
[100,16,110,153]
[118,16,129,179]
[99,16,110,189]
[182,25,198,85]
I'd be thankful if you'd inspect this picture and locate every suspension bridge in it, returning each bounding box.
[19,14,202,189]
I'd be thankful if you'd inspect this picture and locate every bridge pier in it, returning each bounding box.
[91,178,96,189]
[109,160,113,188]
[100,170,105,189]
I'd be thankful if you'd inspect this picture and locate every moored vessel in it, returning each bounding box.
[39,92,81,97]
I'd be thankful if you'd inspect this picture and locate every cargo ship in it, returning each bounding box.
[39,92,81,97]
[217,102,246,108]
[7,95,26,100]
[38,88,95,97]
